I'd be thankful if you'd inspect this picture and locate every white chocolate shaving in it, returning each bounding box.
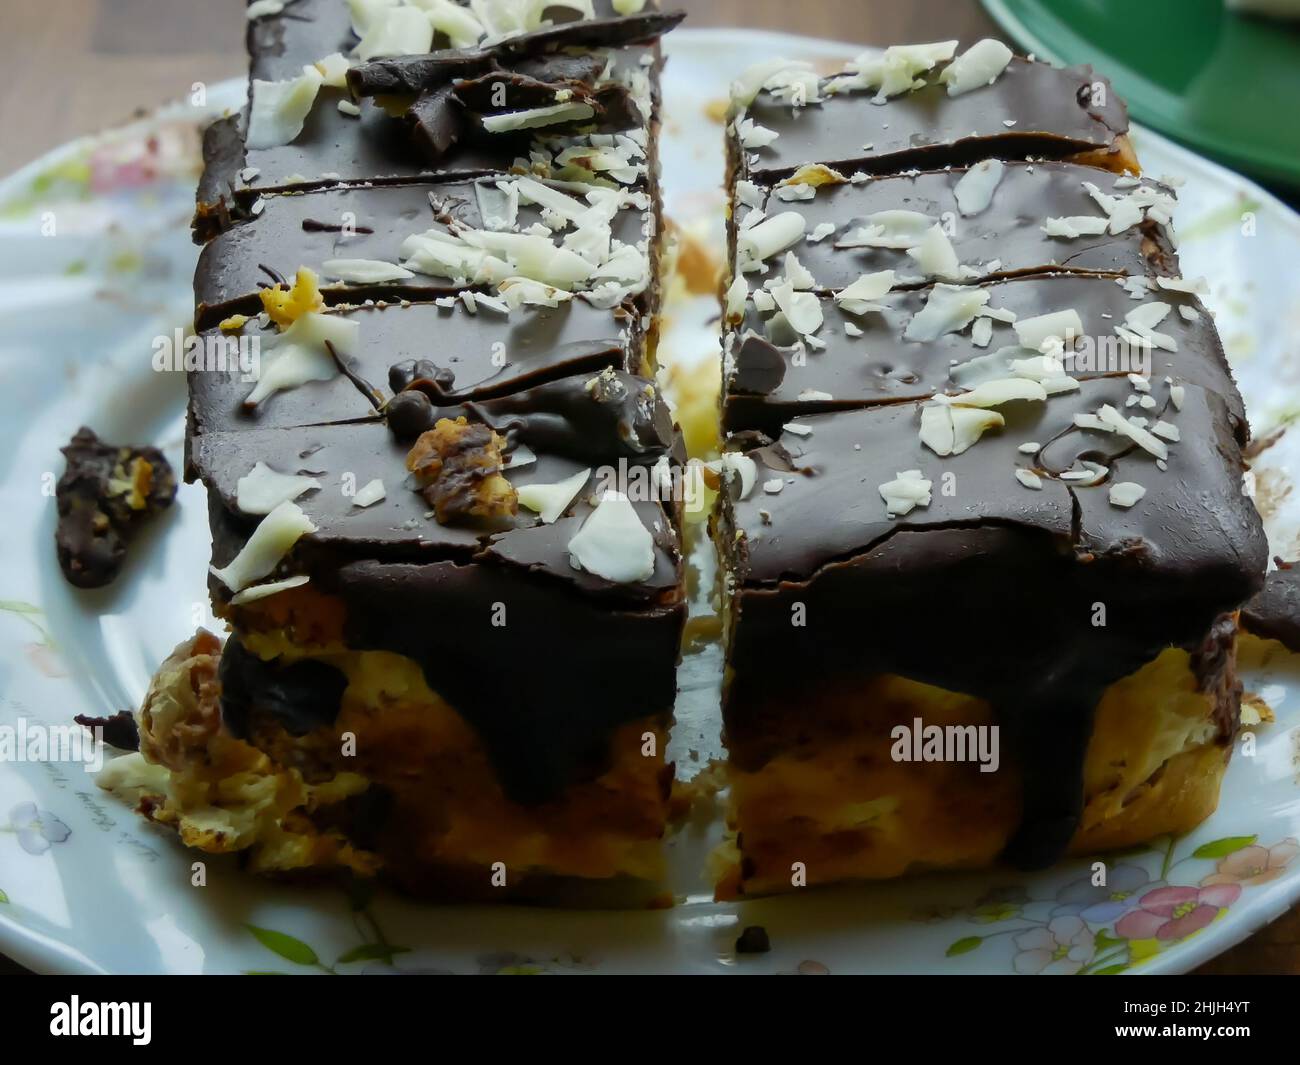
[236,462,321,515]
[1109,482,1146,508]
[908,223,962,280]
[1042,216,1110,238]
[710,453,758,500]
[313,52,352,89]
[736,118,780,149]
[482,102,596,133]
[1014,309,1082,352]
[210,502,317,592]
[567,491,655,583]
[952,377,1047,408]
[354,5,434,61]
[352,479,386,508]
[246,67,324,150]
[416,0,487,49]
[880,469,932,516]
[953,159,1005,215]
[518,468,591,524]
[475,180,520,231]
[939,39,1013,96]
[834,269,895,316]
[836,210,932,250]
[244,312,357,407]
[737,212,807,271]
[904,285,990,342]
[230,575,311,606]
[830,42,956,102]
[920,399,1004,456]
[321,259,415,283]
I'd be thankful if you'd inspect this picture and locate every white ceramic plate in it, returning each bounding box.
[2,29,1299,976]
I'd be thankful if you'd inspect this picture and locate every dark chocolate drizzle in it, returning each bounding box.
[218,637,348,739]
[327,556,682,805]
[718,377,1265,869]
[737,57,1129,181]
[1241,562,1300,652]
[346,10,686,97]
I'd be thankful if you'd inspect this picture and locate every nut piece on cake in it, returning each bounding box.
[406,416,518,528]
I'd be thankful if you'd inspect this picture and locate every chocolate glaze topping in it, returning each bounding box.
[717,377,1264,867]
[1241,562,1300,652]
[199,367,686,803]
[194,178,652,328]
[188,298,642,438]
[717,44,1268,878]
[738,58,1129,182]
[346,10,686,96]
[193,369,678,559]
[328,555,683,804]
[183,1,688,817]
[741,163,1178,292]
[724,274,1244,437]
[197,0,665,230]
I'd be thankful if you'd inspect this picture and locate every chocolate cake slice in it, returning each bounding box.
[711,42,1266,898]
[100,0,689,901]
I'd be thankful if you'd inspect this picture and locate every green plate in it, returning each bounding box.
[982,0,1300,188]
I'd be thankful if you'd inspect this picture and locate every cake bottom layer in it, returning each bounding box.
[99,630,674,903]
[715,643,1238,900]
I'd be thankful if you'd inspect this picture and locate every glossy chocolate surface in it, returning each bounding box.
[718,377,1265,865]
[742,162,1177,292]
[200,366,686,804]
[194,178,652,327]
[723,273,1243,436]
[188,298,642,437]
[194,369,678,565]
[1242,563,1300,651]
[188,3,687,811]
[203,0,662,211]
[738,58,1128,181]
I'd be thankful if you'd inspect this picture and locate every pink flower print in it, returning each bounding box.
[1201,839,1299,888]
[1114,884,1241,941]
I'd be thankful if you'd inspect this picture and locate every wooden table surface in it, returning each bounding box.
[0,0,1295,976]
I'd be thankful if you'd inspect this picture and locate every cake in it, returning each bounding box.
[98,0,690,901]
[711,40,1267,898]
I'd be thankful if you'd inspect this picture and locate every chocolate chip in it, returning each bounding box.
[385,390,436,441]
[74,710,139,751]
[732,334,788,396]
